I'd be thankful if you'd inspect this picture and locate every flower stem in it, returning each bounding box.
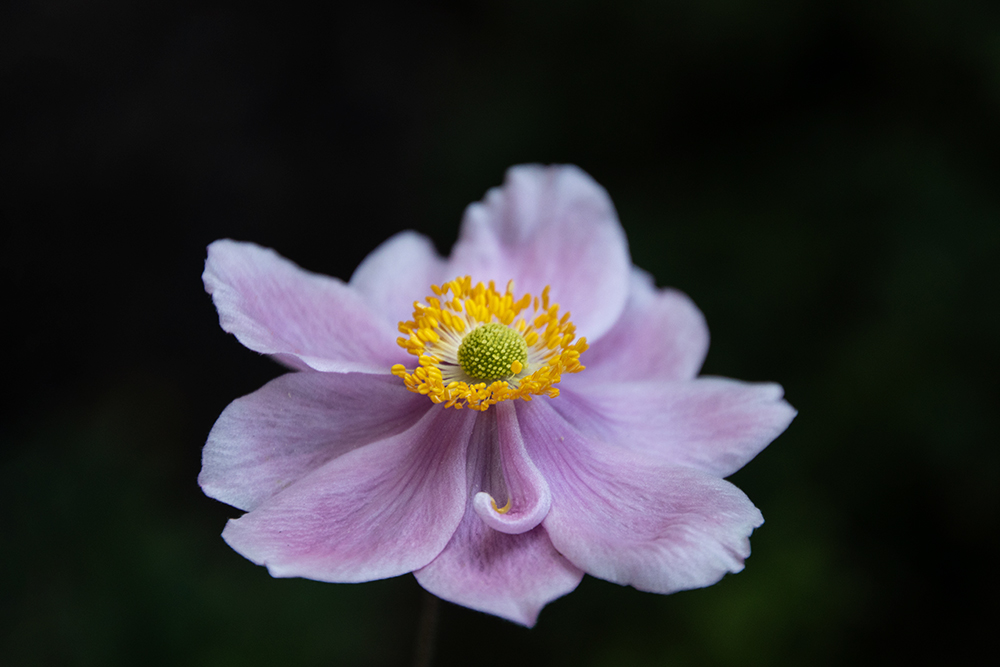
[412,589,440,667]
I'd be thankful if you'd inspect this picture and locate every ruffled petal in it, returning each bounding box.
[414,407,581,627]
[520,400,764,594]
[220,407,476,583]
[577,269,709,383]
[471,402,551,535]
[349,231,448,328]
[449,165,630,341]
[203,239,406,373]
[199,371,431,512]
[553,378,796,478]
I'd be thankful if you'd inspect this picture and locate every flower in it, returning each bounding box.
[200,164,796,627]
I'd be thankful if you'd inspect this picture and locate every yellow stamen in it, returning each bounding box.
[391,275,588,410]
[491,496,513,514]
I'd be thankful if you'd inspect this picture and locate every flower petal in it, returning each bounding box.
[415,522,583,628]
[199,371,431,512]
[520,400,764,594]
[449,165,630,341]
[471,402,551,535]
[220,407,476,583]
[414,405,580,627]
[554,378,796,478]
[577,269,709,383]
[203,239,406,373]
[349,231,448,328]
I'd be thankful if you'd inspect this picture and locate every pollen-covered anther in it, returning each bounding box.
[392,276,588,410]
[491,496,513,514]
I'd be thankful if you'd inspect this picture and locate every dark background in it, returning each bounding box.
[2,1,997,665]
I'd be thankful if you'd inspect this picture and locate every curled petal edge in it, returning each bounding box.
[471,401,552,535]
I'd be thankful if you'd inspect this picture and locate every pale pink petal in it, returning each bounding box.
[349,231,448,328]
[471,402,551,535]
[578,269,709,383]
[415,522,583,628]
[220,407,476,583]
[414,406,581,627]
[199,372,430,512]
[203,239,406,373]
[553,378,795,478]
[520,400,764,594]
[449,165,630,341]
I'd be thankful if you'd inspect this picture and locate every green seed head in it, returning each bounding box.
[457,323,528,382]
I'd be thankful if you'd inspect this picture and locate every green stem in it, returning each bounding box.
[412,589,441,667]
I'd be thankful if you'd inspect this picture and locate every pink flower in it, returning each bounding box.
[200,165,796,627]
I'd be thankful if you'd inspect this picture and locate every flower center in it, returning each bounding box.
[391,276,588,411]
[457,322,528,382]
